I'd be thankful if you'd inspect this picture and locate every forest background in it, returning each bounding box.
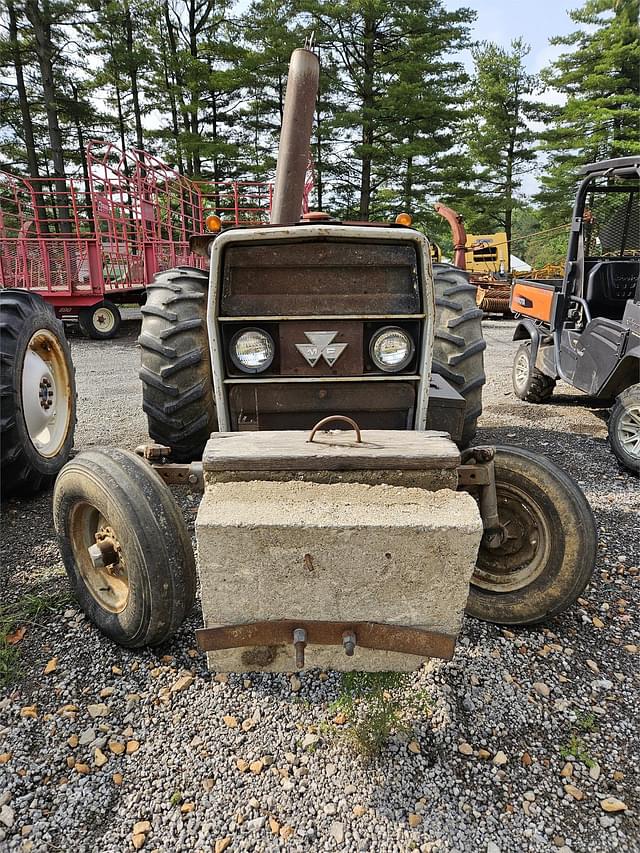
[1,0,638,265]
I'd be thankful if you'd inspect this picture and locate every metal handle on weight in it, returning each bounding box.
[308,415,362,444]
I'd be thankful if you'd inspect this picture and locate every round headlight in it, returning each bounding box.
[370,327,414,372]
[230,328,275,373]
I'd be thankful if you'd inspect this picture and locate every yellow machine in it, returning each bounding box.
[464,233,509,275]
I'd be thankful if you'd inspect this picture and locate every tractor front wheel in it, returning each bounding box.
[608,383,640,475]
[464,446,596,625]
[54,448,196,646]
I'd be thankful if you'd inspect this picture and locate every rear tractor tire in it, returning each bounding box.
[78,300,121,340]
[512,341,556,402]
[139,267,217,462]
[432,264,487,448]
[1,289,76,497]
[54,448,196,647]
[608,383,640,475]
[464,446,597,625]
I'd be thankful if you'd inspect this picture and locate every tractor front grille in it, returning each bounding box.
[210,229,432,432]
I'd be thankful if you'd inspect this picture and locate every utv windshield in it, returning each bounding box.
[584,176,640,258]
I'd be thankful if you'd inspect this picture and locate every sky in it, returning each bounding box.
[445,0,579,76]
[445,0,581,194]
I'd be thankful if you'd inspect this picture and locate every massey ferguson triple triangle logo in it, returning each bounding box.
[295,332,348,367]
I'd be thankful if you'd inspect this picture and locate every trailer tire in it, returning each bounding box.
[54,448,196,647]
[1,289,76,497]
[464,446,596,625]
[78,300,121,340]
[608,383,640,475]
[139,267,217,462]
[512,342,556,402]
[432,264,486,447]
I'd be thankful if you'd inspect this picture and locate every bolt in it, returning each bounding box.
[88,537,119,569]
[342,630,356,657]
[293,627,307,669]
[88,543,104,568]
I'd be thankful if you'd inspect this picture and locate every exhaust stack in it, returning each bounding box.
[270,47,320,226]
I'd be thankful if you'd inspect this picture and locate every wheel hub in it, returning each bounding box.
[472,483,551,593]
[514,351,529,391]
[70,505,130,613]
[618,402,640,460]
[21,330,71,457]
[94,308,115,333]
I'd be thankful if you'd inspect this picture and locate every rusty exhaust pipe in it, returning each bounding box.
[270,47,320,226]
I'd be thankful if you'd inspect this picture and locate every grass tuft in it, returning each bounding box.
[0,588,70,687]
[330,671,431,758]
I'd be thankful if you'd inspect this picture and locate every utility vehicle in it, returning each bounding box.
[511,157,640,473]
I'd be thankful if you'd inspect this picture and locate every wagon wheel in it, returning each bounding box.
[78,300,122,340]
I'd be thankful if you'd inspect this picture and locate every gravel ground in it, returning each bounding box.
[1,317,638,853]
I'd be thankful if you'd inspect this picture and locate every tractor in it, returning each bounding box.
[510,157,640,473]
[52,47,597,671]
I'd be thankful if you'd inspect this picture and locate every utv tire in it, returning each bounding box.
[78,300,121,340]
[1,289,76,497]
[432,264,487,447]
[464,446,597,625]
[608,383,640,475]
[139,267,217,462]
[512,341,556,402]
[54,448,196,647]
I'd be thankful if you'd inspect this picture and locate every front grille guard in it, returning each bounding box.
[206,225,435,432]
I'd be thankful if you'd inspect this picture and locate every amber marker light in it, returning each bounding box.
[395,212,413,226]
[205,213,222,233]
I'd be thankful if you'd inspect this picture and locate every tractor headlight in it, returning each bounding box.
[369,326,414,372]
[230,328,275,373]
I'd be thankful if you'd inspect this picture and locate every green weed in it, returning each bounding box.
[330,671,431,758]
[0,588,70,687]
[560,734,595,768]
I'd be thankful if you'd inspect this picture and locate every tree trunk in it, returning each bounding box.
[25,0,71,233]
[8,0,51,233]
[403,154,414,211]
[359,14,376,220]
[124,0,144,151]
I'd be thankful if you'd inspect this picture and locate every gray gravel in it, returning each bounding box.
[1,317,639,853]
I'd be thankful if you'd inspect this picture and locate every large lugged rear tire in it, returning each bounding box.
[139,267,217,462]
[54,448,196,647]
[1,289,76,498]
[464,447,597,625]
[432,264,487,447]
[608,383,640,475]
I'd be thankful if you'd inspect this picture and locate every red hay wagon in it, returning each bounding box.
[0,144,306,338]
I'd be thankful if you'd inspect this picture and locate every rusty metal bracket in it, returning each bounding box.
[196,619,456,664]
[134,444,204,490]
[153,462,204,491]
[457,446,504,547]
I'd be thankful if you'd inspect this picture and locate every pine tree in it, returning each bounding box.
[537,0,640,222]
[300,0,474,220]
[461,38,542,249]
